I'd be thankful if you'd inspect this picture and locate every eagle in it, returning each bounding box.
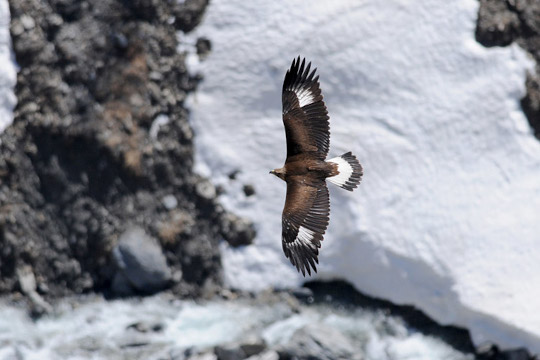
[270,57,363,276]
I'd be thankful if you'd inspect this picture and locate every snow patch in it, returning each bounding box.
[184,0,539,354]
[0,0,17,134]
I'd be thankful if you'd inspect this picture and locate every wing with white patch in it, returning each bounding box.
[281,179,330,276]
[282,57,330,160]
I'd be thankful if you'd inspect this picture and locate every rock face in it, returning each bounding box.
[476,0,540,140]
[0,0,255,300]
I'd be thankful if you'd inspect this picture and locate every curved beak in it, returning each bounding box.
[269,170,275,175]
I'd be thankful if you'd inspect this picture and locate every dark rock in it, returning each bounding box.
[475,0,519,46]
[245,351,279,360]
[220,213,256,247]
[240,338,267,357]
[278,323,363,360]
[476,343,536,360]
[196,37,211,60]
[228,170,240,180]
[127,321,164,333]
[187,353,217,360]
[173,0,210,33]
[476,0,540,140]
[243,184,255,197]
[214,344,245,360]
[214,337,266,360]
[111,271,134,296]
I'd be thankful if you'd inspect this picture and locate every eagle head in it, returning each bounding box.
[270,167,286,181]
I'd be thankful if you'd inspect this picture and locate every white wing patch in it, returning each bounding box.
[327,156,353,187]
[294,88,316,108]
[291,225,317,249]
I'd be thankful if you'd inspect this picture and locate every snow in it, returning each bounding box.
[184,0,540,354]
[0,0,16,134]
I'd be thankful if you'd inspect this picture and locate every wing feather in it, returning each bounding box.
[282,57,330,160]
[281,179,330,276]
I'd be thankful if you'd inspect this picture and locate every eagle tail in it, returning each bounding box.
[326,152,363,191]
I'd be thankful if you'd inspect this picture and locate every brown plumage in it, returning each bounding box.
[270,57,363,276]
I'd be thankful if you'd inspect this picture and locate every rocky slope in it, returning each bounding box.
[0,0,255,308]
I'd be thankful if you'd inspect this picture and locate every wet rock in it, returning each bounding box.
[188,353,217,360]
[127,321,164,333]
[277,323,363,360]
[476,343,535,360]
[214,337,266,360]
[214,344,245,360]
[245,351,279,360]
[243,184,255,197]
[239,337,267,357]
[113,227,171,294]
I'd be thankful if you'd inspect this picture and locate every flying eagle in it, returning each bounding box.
[270,57,363,276]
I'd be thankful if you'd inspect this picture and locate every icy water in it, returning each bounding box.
[0,294,473,360]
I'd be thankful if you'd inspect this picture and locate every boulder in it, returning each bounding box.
[113,226,171,294]
[278,323,363,360]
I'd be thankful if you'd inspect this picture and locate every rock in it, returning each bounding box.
[239,337,266,357]
[278,323,363,360]
[196,37,212,60]
[126,321,164,333]
[214,344,245,360]
[214,336,266,360]
[111,271,134,296]
[16,266,52,316]
[476,0,540,140]
[2,0,253,303]
[113,227,171,294]
[162,194,178,209]
[220,213,256,247]
[476,343,535,360]
[242,184,255,197]
[188,353,217,360]
[245,351,279,360]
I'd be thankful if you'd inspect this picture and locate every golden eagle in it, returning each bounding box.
[270,57,363,276]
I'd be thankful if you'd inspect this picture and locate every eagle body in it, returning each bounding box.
[270,57,363,276]
[274,156,338,182]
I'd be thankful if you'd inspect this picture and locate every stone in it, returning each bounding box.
[113,227,172,294]
[245,351,279,360]
[220,213,256,247]
[278,323,363,360]
[242,184,255,197]
[214,344,245,360]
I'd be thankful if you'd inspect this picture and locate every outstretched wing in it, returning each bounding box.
[282,57,330,160]
[282,179,330,276]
